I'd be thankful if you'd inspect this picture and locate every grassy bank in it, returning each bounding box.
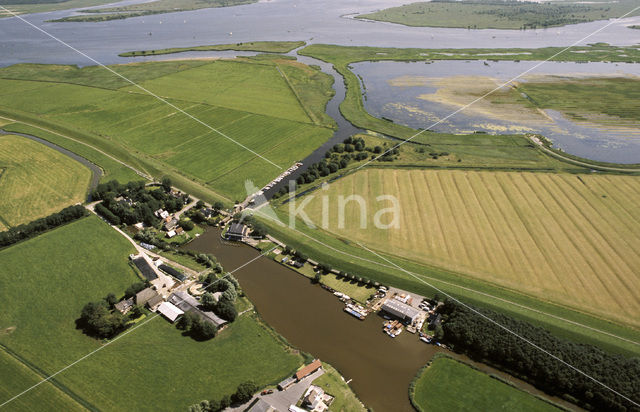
[410,356,558,411]
[0,0,113,18]
[0,134,91,227]
[358,0,640,30]
[313,363,366,412]
[120,41,306,57]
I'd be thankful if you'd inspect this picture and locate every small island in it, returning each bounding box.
[357,0,640,30]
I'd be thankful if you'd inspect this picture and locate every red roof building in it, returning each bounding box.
[295,359,322,381]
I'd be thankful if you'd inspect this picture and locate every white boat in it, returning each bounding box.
[334,292,344,297]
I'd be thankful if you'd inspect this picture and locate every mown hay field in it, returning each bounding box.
[300,169,640,327]
[0,216,301,410]
[0,59,333,200]
[0,134,91,227]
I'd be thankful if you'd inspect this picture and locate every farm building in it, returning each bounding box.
[246,399,277,412]
[136,287,159,306]
[131,255,158,281]
[295,359,322,381]
[159,264,187,282]
[114,298,134,314]
[226,223,248,241]
[147,294,164,310]
[168,291,226,327]
[277,377,296,391]
[381,299,420,323]
[157,302,183,323]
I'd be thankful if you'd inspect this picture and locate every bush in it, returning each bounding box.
[232,381,258,405]
[179,219,195,231]
[214,299,237,322]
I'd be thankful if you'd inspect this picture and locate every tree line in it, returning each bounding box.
[272,136,398,199]
[0,205,88,249]
[189,381,258,411]
[439,300,640,411]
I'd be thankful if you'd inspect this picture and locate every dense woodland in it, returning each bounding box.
[439,300,640,411]
[0,205,87,248]
[92,179,188,227]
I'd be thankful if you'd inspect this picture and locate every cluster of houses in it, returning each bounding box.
[114,283,227,328]
[154,209,185,238]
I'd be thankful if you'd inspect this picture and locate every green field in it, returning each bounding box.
[0,350,85,412]
[0,134,91,227]
[0,58,334,201]
[48,0,256,22]
[411,356,558,411]
[297,169,640,328]
[0,215,302,410]
[120,41,306,57]
[358,0,640,30]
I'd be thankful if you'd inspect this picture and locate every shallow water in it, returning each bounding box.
[353,60,640,163]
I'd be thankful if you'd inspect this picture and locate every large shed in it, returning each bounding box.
[157,302,184,323]
[381,299,420,323]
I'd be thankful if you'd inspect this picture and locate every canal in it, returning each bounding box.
[184,228,581,411]
[184,228,440,412]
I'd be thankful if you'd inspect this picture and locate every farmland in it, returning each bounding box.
[286,169,640,328]
[358,0,640,30]
[0,134,91,227]
[0,57,334,201]
[0,350,84,412]
[410,356,557,411]
[0,216,303,410]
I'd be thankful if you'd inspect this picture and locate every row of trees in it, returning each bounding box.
[273,137,398,199]
[176,312,218,340]
[189,381,258,412]
[0,205,88,248]
[439,300,640,411]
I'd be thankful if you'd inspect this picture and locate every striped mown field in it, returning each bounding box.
[300,169,640,327]
[0,134,91,227]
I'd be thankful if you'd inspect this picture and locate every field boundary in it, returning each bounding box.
[0,344,97,411]
[275,64,319,126]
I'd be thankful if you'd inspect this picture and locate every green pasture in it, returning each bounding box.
[0,134,91,227]
[0,58,334,200]
[411,356,558,411]
[0,215,302,410]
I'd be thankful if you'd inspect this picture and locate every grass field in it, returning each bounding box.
[120,41,306,57]
[358,0,640,30]
[296,169,640,327]
[0,215,302,410]
[0,350,85,412]
[48,0,256,22]
[0,58,334,201]
[411,356,557,411]
[0,134,91,227]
